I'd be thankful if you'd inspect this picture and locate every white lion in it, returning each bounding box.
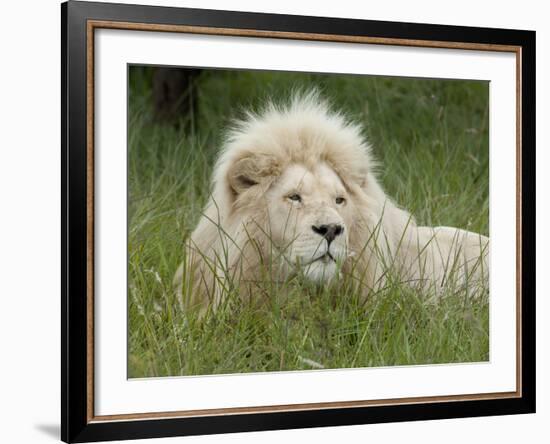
[174,92,489,315]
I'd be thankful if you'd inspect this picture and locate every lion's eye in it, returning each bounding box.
[288,194,302,202]
[335,197,346,205]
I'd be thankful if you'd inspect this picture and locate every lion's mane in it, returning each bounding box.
[174,92,420,313]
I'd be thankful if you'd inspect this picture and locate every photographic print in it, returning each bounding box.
[128,67,490,378]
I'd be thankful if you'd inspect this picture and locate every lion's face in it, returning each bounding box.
[264,163,352,283]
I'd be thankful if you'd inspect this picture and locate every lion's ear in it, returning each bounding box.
[227,157,260,195]
[227,153,280,196]
[360,171,368,189]
[356,165,370,189]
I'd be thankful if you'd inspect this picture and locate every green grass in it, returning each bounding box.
[128,67,489,378]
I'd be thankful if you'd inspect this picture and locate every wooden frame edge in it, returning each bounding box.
[89,19,521,52]
[86,18,95,424]
[515,46,523,398]
[90,391,520,423]
[84,18,525,425]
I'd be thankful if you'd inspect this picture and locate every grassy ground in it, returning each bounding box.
[128,67,489,378]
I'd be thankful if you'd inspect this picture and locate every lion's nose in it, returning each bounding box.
[311,223,344,244]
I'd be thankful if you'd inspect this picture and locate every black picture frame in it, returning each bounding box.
[61,1,536,442]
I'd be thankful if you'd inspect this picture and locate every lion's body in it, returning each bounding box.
[173,93,489,314]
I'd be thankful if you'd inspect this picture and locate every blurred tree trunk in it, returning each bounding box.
[152,67,202,127]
